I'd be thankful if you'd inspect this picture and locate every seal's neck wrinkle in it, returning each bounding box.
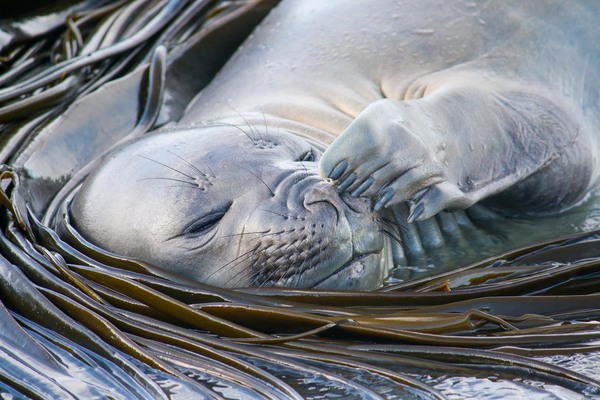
[205,114,333,150]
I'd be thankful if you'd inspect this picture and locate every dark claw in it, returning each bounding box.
[407,202,425,223]
[412,188,428,202]
[329,160,349,180]
[337,173,357,193]
[374,187,394,211]
[351,177,374,197]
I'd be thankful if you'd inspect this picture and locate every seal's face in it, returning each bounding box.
[70,126,386,289]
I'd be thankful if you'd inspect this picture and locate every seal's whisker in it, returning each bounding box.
[245,117,262,141]
[228,248,267,287]
[225,259,257,287]
[213,247,257,273]
[246,241,279,286]
[255,233,310,287]
[240,166,275,196]
[138,155,197,181]
[206,246,259,283]
[215,230,282,239]
[203,162,216,179]
[379,216,396,225]
[378,215,409,237]
[287,239,312,288]
[166,149,212,181]
[163,184,206,191]
[235,224,246,265]
[137,177,199,187]
[253,254,289,287]
[282,140,310,171]
[379,227,403,246]
[378,223,403,246]
[258,209,302,220]
[260,107,269,137]
[218,121,258,144]
[218,102,263,141]
[376,217,404,246]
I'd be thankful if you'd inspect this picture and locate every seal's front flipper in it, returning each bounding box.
[318,98,448,209]
[319,77,596,219]
[407,182,466,222]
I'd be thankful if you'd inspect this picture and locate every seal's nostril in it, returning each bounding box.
[303,183,342,224]
[340,192,372,214]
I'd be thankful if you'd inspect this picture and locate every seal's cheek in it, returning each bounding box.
[237,198,357,288]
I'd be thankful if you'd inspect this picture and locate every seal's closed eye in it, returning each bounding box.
[183,209,228,238]
[297,149,318,162]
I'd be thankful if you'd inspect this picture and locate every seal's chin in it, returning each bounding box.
[313,252,387,290]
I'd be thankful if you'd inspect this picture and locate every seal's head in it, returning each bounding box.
[69,125,386,289]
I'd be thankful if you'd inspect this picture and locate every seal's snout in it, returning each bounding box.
[340,192,372,214]
[303,183,338,207]
[303,182,342,223]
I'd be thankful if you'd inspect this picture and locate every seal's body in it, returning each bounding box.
[69,0,600,288]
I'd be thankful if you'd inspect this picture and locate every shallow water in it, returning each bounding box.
[224,351,600,399]
[430,351,600,399]
[387,187,600,283]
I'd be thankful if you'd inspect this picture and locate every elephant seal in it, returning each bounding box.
[67,0,600,289]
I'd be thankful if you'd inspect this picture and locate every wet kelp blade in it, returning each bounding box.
[29,224,435,398]
[9,315,171,400]
[40,43,168,227]
[0,251,170,398]
[0,0,188,105]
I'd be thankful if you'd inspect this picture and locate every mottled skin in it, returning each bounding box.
[70,0,600,288]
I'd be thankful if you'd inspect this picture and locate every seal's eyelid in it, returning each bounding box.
[183,211,226,237]
[298,149,317,162]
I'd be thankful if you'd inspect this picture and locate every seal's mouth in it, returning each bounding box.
[295,182,386,289]
[251,180,386,289]
[313,252,385,290]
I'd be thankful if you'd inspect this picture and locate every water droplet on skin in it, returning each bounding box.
[411,29,435,36]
